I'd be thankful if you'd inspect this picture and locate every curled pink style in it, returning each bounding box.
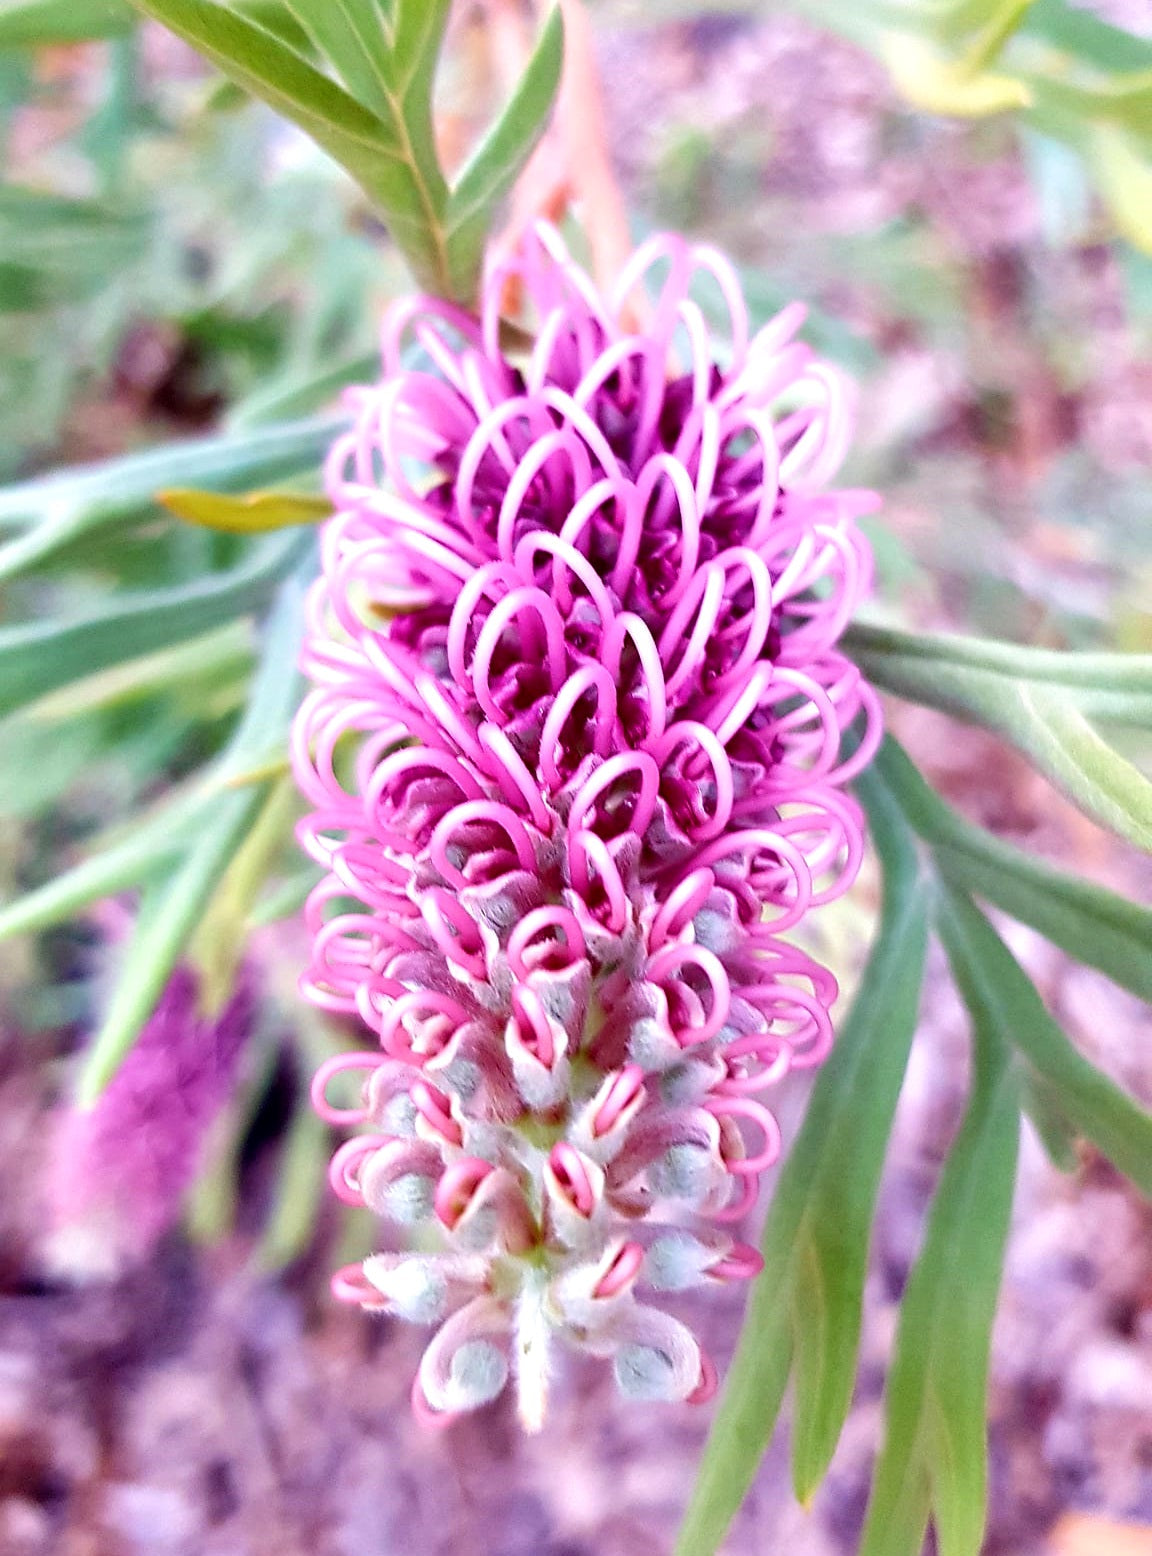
[293,226,880,1428]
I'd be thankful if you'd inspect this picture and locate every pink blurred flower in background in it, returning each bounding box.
[293,226,880,1428]
[47,966,255,1279]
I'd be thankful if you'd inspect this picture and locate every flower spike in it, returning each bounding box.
[294,225,880,1427]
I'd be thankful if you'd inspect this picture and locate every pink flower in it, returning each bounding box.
[293,227,880,1427]
[46,966,255,1278]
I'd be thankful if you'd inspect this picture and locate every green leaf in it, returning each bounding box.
[1091,124,1152,252]
[76,572,308,1098]
[674,762,930,1556]
[158,487,332,533]
[225,349,378,430]
[0,714,105,820]
[254,1098,330,1270]
[0,413,342,582]
[1024,0,1152,72]
[0,0,133,44]
[1019,1069,1081,1171]
[0,798,201,941]
[278,0,403,124]
[938,887,1152,1195]
[846,624,1152,850]
[444,6,564,299]
[859,1013,1020,1556]
[26,621,253,721]
[0,532,307,720]
[77,781,271,1102]
[873,737,1152,1004]
[1008,689,1152,852]
[881,34,1031,118]
[0,413,343,531]
[126,0,461,295]
[844,622,1152,726]
[0,187,149,312]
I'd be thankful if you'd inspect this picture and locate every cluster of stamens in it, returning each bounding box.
[292,227,880,1427]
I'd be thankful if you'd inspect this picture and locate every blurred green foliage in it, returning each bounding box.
[0,10,1149,1556]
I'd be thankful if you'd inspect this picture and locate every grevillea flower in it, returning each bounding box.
[46,965,255,1278]
[292,227,881,1428]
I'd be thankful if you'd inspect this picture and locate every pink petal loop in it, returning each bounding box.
[331,1263,380,1305]
[435,1157,496,1230]
[593,1242,646,1300]
[327,1134,394,1207]
[547,1142,598,1218]
[310,1051,382,1125]
[688,1348,719,1406]
[591,1067,647,1139]
[708,1242,764,1283]
[411,1082,464,1148]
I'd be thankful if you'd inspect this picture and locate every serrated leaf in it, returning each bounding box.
[158,487,332,534]
[938,887,1152,1196]
[859,1014,1020,1556]
[444,6,564,298]
[0,532,306,720]
[0,0,132,44]
[846,624,1152,850]
[873,736,1152,1004]
[674,762,930,1556]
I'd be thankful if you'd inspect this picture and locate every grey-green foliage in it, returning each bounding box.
[125,0,565,303]
[677,735,1152,1556]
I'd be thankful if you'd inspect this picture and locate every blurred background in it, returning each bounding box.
[0,2,1150,1553]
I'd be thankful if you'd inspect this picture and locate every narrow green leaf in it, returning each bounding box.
[847,625,1152,849]
[158,487,332,534]
[126,0,460,294]
[76,572,308,1097]
[279,0,401,124]
[1024,0,1152,72]
[255,1099,330,1270]
[675,763,930,1556]
[0,531,305,720]
[859,1016,1020,1556]
[445,6,564,299]
[0,413,342,584]
[845,622,1152,707]
[0,798,202,941]
[1011,687,1152,852]
[0,0,133,45]
[873,737,1152,1004]
[938,887,1152,1196]
[1020,1070,1081,1171]
[26,621,253,721]
[77,782,270,1102]
[225,349,378,430]
[1089,122,1152,251]
[1033,69,1152,144]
